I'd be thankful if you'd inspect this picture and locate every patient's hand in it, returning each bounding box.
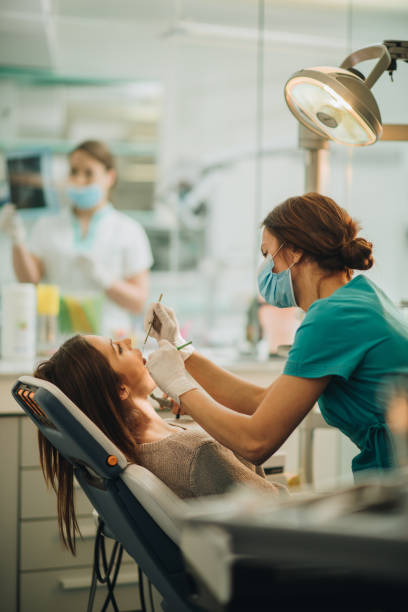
[150,392,178,411]
[164,394,180,413]
[171,402,185,417]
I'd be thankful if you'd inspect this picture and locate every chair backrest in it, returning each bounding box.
[14,375,128,476]
[12,375,201,612]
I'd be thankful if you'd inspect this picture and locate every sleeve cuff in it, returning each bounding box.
[284,360,350,380]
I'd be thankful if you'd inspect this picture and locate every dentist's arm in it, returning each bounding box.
[144,302,267,415]
[184,351,267,415]
[179,374,329,464]
[147,342,330,464]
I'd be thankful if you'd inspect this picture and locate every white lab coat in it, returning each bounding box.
[28,203,153,336]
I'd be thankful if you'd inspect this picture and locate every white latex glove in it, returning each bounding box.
[144,301,194,361]
[74,253,117,290]
[147,340,197,402]
[0,204,26,245]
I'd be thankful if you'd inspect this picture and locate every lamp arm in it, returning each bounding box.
[340,44,392,89]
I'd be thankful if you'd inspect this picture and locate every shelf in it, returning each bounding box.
[0,139,157,157]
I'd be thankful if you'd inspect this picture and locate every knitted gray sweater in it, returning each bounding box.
[136,422,280,499]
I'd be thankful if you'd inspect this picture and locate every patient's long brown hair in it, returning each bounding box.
[34,335,139,554]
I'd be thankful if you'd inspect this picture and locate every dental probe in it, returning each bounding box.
[143,292,163,349]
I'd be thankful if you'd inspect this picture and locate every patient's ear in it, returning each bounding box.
[119,384,130,401]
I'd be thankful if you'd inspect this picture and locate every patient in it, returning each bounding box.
[34,334,281,552]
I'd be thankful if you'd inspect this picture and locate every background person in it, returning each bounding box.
[0,140,153,337]
[145,193,408,479]
[34,334,281,553]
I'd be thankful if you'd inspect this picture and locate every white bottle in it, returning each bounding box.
[1,283,36,361]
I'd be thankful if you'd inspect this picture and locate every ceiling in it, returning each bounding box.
[1,0,407,151]
[1,0,407,79]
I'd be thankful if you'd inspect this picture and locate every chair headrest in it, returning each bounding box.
[13,375,128,477]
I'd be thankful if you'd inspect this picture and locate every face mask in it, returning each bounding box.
[257,244,297,308]
[66,183,104,210]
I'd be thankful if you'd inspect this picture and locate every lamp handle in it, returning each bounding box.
[340,44,391,89]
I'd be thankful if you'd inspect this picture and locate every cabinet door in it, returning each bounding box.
[20,416,40,467]
[21,517,137,571]
[20,565,141,612]
[21,468,93,519]
[0,416,19,612]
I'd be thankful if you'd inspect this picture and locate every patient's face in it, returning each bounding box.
[85,335,156,397]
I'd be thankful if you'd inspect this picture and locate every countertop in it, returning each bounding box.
[0,359,40,376]
[0,349,287,416]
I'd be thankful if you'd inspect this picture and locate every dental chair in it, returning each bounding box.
[12,375,204,612]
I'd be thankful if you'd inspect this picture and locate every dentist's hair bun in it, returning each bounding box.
[340,237,373,270]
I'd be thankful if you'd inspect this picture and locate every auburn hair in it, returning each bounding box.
[34,335,138,553]
[262,192,373,279]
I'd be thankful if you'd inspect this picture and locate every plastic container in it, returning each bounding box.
[1,283,36,360]
[36,284,60,355]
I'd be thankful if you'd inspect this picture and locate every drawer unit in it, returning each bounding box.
[0,416,19,612]
[20,566,140,612]
[21,517,136,571]
[21,517,100,571]
[20,416,42,467]
[20,468,93,519]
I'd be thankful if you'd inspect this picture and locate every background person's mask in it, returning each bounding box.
[66,183,103,209]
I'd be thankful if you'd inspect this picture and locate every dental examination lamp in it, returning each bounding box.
[284,40,408,193]
[285,40,408,145]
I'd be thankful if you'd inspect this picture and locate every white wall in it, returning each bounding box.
[156,1,408,328]
[1,0,408,315]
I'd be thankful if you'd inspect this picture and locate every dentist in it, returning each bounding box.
[0,140,153,336]
[146,192,408,478]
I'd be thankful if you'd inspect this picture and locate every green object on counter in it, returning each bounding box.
[58,296,72,334]
[82,297,103,334]
[58,294,103,334]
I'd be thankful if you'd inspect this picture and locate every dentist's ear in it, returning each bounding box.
[119,384,130,400]
[286,244,304,266]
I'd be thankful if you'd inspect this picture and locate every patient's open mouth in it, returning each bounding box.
[142,358,147,365]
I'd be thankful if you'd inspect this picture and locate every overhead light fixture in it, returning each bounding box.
[284,41,408,146]
[161,19,347,50]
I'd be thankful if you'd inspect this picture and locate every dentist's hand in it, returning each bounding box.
[0,204,26,245]
[147,340,197,402]
[144,302,194,361]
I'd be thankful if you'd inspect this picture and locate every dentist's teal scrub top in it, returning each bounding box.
[283,275,408,475]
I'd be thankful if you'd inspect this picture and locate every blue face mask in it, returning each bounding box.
[66,183,104,210]
[257,244,297,308]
